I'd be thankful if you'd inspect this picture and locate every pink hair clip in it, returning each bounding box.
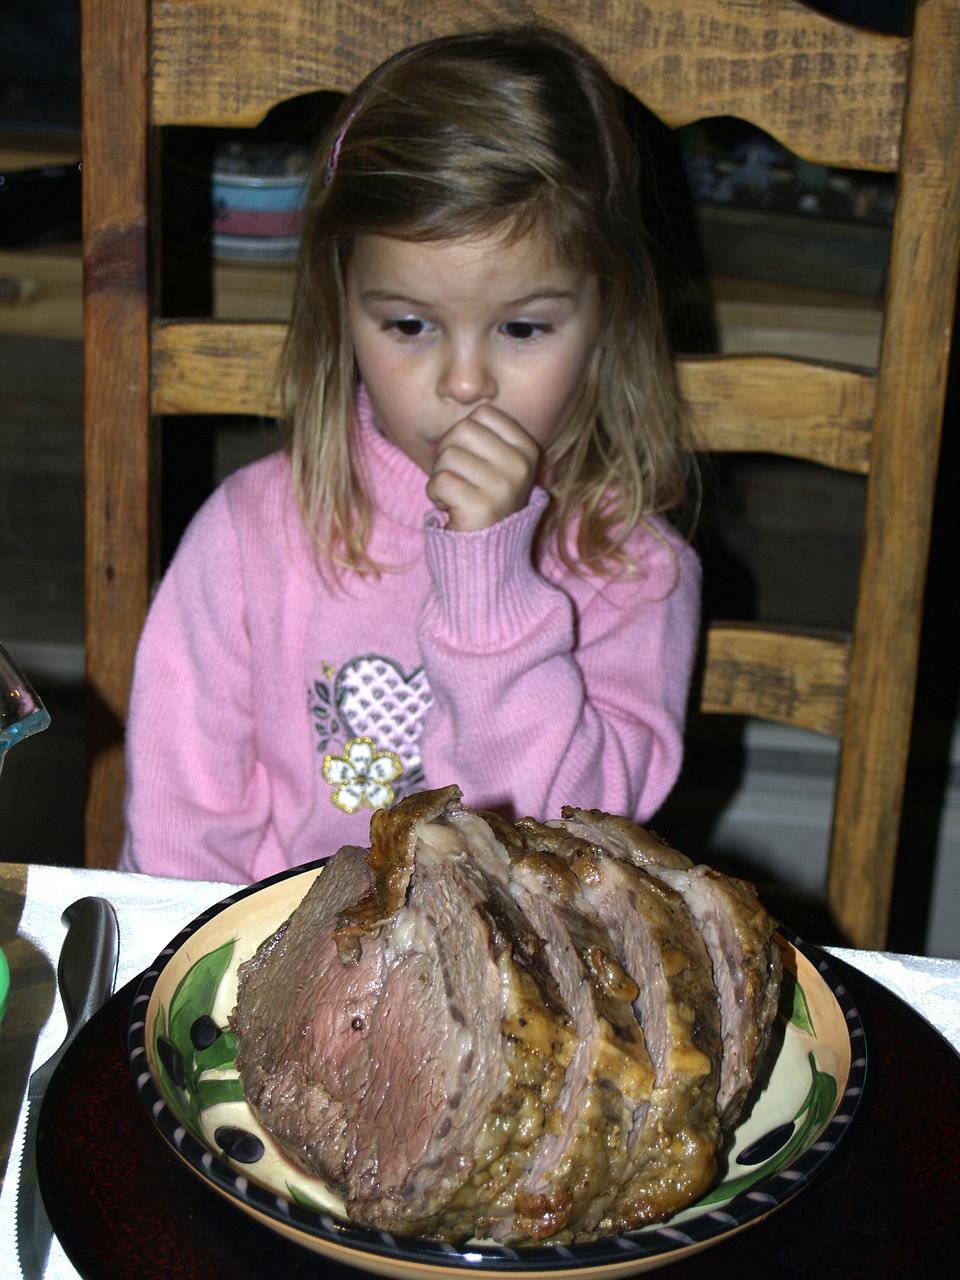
[324,104,362,186]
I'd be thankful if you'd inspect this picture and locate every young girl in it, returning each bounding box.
[120,25,701,884]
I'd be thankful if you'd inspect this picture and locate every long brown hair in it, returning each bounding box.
[280,25,694,576]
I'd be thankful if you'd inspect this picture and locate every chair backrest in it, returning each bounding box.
[82,0,960,946]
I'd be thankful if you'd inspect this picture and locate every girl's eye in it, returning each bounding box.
[502,320,547,341]
[387,318,429,338]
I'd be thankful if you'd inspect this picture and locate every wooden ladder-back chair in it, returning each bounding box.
[82,0,960,947]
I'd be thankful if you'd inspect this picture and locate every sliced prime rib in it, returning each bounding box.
[231,841,380,1182]
[560,840,723,1230]
[233,787,781,1244]
[479,821,656,1240]
[413,808,656,1242]
[556,807,783,1126]
[510,814,722,1229]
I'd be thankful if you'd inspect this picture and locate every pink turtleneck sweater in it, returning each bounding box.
[120,390,700,883]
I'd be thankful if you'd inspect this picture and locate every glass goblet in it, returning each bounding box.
[0,642,52,780]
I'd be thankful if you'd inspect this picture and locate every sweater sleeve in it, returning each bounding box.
[118,485,271,883]
[417,490,700,823]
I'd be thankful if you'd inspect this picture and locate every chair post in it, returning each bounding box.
[827,0,960,947]
[82,0,154,867]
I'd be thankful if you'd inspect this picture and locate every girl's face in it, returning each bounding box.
[346,227,602,475]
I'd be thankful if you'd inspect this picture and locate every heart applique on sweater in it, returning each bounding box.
[334,654,433,773]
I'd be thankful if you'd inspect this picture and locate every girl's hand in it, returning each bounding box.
[426,405,541,531]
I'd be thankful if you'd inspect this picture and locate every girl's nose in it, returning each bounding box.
[437,342,497,405]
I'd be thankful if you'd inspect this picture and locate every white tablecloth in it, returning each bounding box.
[2,862,959,1280]
[0,864,240,1280]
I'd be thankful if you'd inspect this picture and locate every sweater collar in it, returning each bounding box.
[355,385,436,530]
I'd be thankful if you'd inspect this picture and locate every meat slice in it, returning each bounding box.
[502,846,655,1241]
[643,865,782,1124]
[562,843,723,1231]
[333,783,462,962]
[558,807,783,1126]
[555,808,693,871]
[233,844,380,1183]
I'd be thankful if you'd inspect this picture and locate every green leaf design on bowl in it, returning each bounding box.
[153,939,237,1140]
[197,1077,247,1109]
[787,969,817,1035]
[196,1028,239,1070]
[287,1183,332,1211]
[698,1050,837,1205]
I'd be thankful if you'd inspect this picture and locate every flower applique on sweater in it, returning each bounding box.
[309,655,433,813]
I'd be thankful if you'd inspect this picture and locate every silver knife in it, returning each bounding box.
[15,896,119,1280]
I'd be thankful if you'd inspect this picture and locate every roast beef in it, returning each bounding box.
[560,843,723,1231]
[233,787,782,1244]
[556,808,783,1126]
[487,817,656,1239]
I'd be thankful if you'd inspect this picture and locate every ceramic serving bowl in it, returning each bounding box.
[128,862,866,1279]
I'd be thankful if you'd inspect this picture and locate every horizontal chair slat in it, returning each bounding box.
[680,355,875,473]
[609,0,908,171]
[701,623,851,737]
[151,1,908,171]
[152,321,286,416]
[152,323,877,474]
